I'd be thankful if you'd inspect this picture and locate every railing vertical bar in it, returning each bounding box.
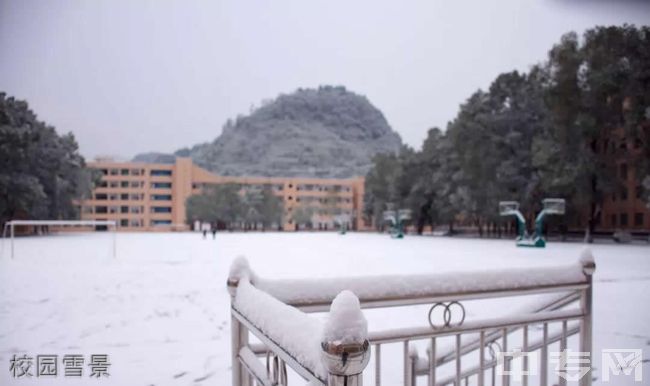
[580,256,595,386]
[456,334,462,386]
[541,323,549,386]
[231,314,242,386]
[491,363,496,386]
[403,340,409,386]
[522,325,529,386]
[478,331,485,386]
[429,337,436,386]
[375,344,381,386]
[502,328,509,386]
[559,320,568,386]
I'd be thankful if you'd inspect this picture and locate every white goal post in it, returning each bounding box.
[2,220,117,259]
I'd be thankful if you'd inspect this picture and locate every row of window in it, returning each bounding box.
[611,185,643,202]
[599,137,643,154]
[294,196,352,204]
[94,192,172,201]
[610,212,645,227]
[115,219,172,227]
[295,184,352,192]
[190,182,354,193]
[86,206,171,214]
[98,180,145,188]
[96,182,172,191]
[99,168,172,177]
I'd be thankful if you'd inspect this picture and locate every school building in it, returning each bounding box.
[79,157,367,232]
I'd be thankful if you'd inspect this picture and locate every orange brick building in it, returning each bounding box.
[80,157,367,232]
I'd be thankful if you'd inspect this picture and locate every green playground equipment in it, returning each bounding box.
[383,209,412,239]
[498,198,565,248]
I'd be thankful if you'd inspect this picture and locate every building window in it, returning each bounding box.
[634,213,644,227]
[620,163,628,180]
[151,182,172,189]
[95,193,107,200]
[131,206,143,214]
[621,187,628,201]
[120,219,129,227]
[131,169,141,176]
[620,213,628,227]
[151,194,172,201]
[110,169,119,175]
[130,219,142,227]
[109,206,118,214]
[120,206,129,213]
[120,181,129,188]
[151,220,172,226]
[634,138,642,149]
[109,181,119,188]
[151,206,172,213]
[97,181,107,188]
[99,169,108,175]
[120,169,129,176]
[150,170,172,176]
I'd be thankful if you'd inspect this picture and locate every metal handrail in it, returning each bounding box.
[228,251,595,386]
[232,307,326,384]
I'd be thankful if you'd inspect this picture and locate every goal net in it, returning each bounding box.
[1,220,117,259]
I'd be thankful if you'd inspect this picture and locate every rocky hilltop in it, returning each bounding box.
[135,86,402,178]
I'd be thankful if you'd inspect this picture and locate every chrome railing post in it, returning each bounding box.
[321,340,370,386]
[321,292,371,386]
[228,272,250,386]
[579,250,596,386]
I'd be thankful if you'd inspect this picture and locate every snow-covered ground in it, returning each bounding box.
[0,232,648,385]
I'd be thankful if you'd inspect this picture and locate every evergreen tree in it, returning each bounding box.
[0,93,90,226]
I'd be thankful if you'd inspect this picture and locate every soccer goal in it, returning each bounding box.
[1,220,117,259]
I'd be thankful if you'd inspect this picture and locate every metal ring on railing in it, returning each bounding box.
[265,352,288,386]
[486,341,502,361]
[427,301,466,330]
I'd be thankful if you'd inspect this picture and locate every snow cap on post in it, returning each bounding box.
[321,290,370,378]
[227,256,254,296]
[579,248,596,276]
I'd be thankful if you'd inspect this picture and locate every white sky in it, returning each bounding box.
[1,1,649,160]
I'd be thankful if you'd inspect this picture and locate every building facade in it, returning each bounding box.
[80,157,367,232]
[598,135,649,232]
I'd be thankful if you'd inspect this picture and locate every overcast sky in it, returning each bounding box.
[1,1,649,160]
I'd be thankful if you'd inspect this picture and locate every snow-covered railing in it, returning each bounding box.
[227,250,595,386]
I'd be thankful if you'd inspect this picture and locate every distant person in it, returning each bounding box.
[211,226,217,239]
[202,229,207,239]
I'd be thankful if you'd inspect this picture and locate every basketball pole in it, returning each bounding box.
[112,224,117,259]
[10,222,14,259]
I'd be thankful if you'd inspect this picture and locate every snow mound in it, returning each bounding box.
[323,290,367,344]
[229,255,256,282]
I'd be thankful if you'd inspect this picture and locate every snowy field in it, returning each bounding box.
[0,232,649,385]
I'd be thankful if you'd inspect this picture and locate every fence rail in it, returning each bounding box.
[228,250,595,386]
